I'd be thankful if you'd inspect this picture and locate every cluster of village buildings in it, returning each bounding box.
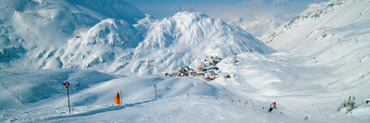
[164,56,225,81]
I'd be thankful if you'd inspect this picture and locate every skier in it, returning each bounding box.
[304,115,308,120]
[366,96,370,104]
[75,82,81,90]
[347,96,356,113]
[268,102,276,112]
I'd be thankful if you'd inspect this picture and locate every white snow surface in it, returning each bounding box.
[1,0,370,122]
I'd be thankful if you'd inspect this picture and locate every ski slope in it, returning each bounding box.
[263,0,370,99]
[261,0,370,121]
[1,0,370,122]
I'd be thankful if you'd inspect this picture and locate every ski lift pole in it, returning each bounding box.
[232,53,237,67]
[153,85,157,100]
[64,81,71,114]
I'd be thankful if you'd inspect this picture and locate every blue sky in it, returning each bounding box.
[126,0,329,21]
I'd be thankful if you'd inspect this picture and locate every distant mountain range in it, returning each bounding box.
[0,0,273,76]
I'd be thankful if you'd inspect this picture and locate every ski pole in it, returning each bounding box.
[64,81,71,114]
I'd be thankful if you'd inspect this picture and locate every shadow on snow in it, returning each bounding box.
[43,99,155,121]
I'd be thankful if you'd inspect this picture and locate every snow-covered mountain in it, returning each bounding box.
[262,0,366,45]
[0,0,274,76]
[33,12,274,75]
[262,0,370,101]
[0,0,144,69]
[127,12,274,74]
[264,0,370,66]
[229,16,284,39]
[215,0,370,121]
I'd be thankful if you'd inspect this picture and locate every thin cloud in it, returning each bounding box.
[274,0,286,5]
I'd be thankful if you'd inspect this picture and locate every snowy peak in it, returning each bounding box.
[121,11,274,75]
[77,18,140,48]
[55,11,274,75]
[1,0,144,48]
[0,0,145,69]
[1,1,274,76]
[135,11,274,57]
[55,18,141,69]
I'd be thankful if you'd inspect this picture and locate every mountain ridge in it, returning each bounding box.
[0,1,273,76]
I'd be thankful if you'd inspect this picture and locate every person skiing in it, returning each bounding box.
[304,115,308,120]
[268,102,276,112]
[366,96,370,104]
